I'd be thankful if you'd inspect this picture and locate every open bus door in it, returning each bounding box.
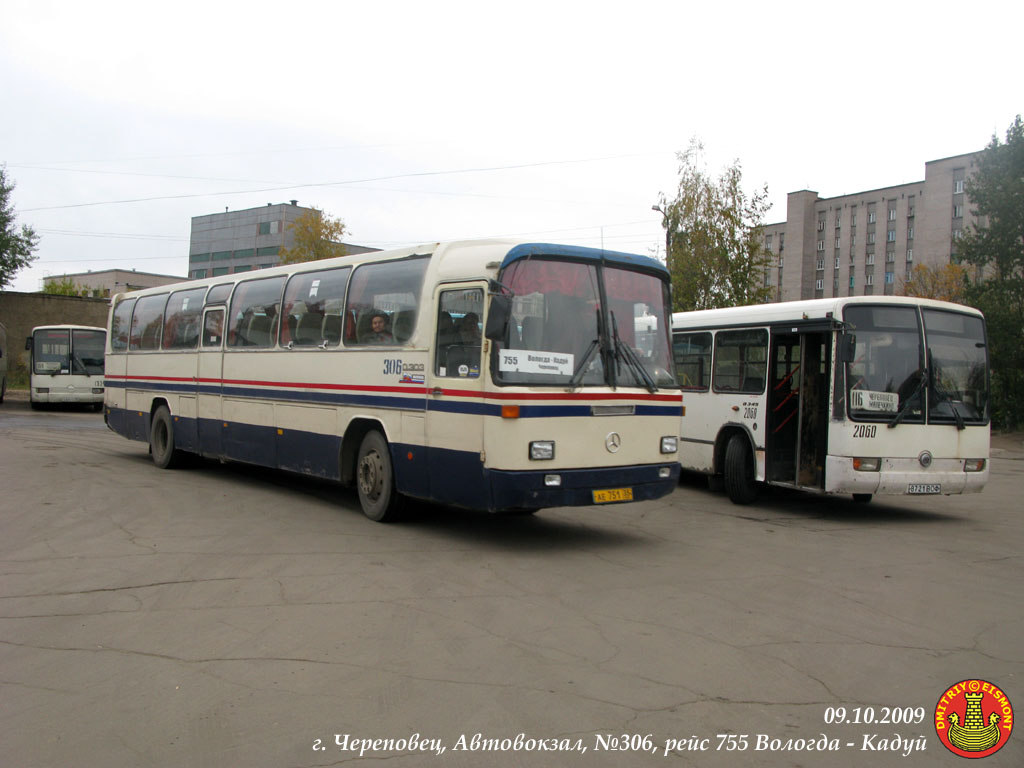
[767,328,831,490]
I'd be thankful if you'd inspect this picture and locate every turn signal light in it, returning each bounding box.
[853,457,880,472]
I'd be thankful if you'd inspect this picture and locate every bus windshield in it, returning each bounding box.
[844,305,924,423]
[844,304,988,426]
[923,309,988,424]
[32,328,105,375]
[492,258,675,388]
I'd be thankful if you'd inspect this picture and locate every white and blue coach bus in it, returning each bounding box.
[105,240,682,521]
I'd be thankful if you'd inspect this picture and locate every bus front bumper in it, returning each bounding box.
[486,463,680,512]
[825,456,988,497]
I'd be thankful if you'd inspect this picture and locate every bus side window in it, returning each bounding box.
[203,310,224,347]
[713,329,767,394]
[435,289,483,377]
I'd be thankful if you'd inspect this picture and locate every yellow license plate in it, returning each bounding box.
[593,487,634,504]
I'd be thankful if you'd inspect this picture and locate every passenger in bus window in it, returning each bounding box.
[458,312,480,344]
[367,312,393,344]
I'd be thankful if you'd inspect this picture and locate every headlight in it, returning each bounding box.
[530,441,555,460]
[660,436,678,454]
[853,457,880,472]
[964,459,986,472]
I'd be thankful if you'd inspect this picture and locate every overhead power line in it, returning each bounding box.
[22,152,669,212]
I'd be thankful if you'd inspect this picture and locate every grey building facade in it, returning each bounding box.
[761,152,979,302]
[42,268,186,298]
[188,202,377,279]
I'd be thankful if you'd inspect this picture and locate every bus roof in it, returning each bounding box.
[111,239,669,303]
[31,324,107,333]
[672,295,983,331]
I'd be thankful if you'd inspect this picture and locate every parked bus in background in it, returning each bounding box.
[26,325,107,410]
[104,240,681,521]
[0,321,7,404]
[671,296,989,504]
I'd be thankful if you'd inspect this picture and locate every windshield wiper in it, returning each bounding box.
[568,338,601,389]
[610,311,657,393]
[888,370,927,429]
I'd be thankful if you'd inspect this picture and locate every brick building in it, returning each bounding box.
[760,152,979,302]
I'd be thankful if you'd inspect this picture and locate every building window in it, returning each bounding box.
[834,256,841,269]
[868,211,877,224]
[816,258,825,271]
[868,232,876,244]
[907,227,914,240]
[953,228,962,240]
[851,234,856,247]
[835,237,841,248]
[866,274,874,286]
[888,208,897,221]
[189,252,210,264]
[765,234,773,250]
[817,219,825,232]
[192,269,208,279]
[885,271,895,284]
[866,254,875,265]
[955,179,964,194]
[212,267,230,276]
[849,275,855,289]
[212,250,232,261]
[815,279,824,290]
[817,240,825,251]
[906,249,913,262]
[851,212,857,227]
[954,205,964,218]
[258,221,280,236]
[887,230,896,242]
[886,251,895,263]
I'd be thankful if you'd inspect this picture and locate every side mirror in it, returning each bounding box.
[485,294,511,341]
[25,336,33,351]
[839,333,856,363]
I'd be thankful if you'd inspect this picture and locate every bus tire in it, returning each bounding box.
[852,493,873,504]
[356,430,405,522]
[724,434,758,505]
[149,405,184,469]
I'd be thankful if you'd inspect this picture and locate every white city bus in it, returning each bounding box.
[104,240,681,521]
[671,296,989,504]
[26,324,107,409]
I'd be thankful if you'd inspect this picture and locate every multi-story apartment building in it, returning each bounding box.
[188,202,377,279]
[760,152,979,302]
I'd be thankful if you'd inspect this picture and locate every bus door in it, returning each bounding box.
[197,307,225,457]
[425,283,488,507]
[767,329,831,489]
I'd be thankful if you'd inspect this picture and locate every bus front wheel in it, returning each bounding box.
[356,430,405,522]
[852,493,873,504]
[724,434,758,505]
[150,405,184,469]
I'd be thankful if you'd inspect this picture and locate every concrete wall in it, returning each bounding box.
[0,291,110,381]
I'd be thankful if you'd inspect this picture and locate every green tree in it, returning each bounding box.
[0,165,40,288]
[277,208,348,264]
[957,115,1024,429]
[43,277,88,296]
[655,139,773,311]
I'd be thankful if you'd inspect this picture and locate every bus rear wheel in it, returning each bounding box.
[149,405,184,469]
[356,430,405,522]
[724,434,758,505]
[852,493,873,504]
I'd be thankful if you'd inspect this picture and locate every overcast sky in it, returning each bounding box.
[2,0,1020,293]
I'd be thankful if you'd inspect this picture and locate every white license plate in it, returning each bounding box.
[907,483,941,495]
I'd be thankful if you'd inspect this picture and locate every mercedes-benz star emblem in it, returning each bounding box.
[605,432,622,453]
